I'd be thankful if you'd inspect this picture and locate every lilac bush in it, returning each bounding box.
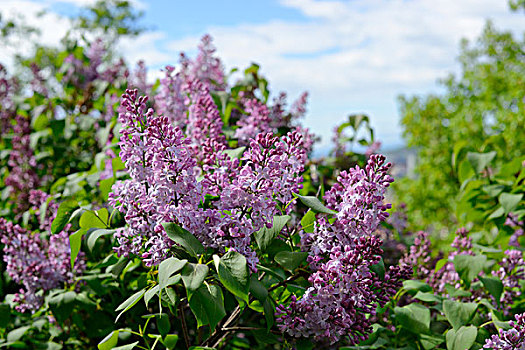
[0,4,521,347]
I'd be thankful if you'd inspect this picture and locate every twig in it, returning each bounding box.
[202,271,306,347]
[178,303,190,349]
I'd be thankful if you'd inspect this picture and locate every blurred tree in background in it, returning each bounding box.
[393,20,525,234]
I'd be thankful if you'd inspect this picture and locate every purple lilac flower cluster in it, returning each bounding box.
[155,35,224,127]
[108,89,200,266]
[302,154,394,262]
[235,99,272,146]
[63,38,126,91]
[184,79,227,166]
[5,115,41,214]
[493,250,525,308]
[1,218,85,312]
[201,131,308,266]
[277,236,409,344]
[399,231,432,279]
[484,312,525,350]
[188,34,225,89]
[110,89,308,268]
[277,155,408,344]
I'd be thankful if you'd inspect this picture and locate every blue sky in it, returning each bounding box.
[1,0,525,152]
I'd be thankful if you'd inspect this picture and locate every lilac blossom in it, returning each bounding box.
[155,35,224,126]
[235,99,273,146]
[289,92,309,120]
[492,250,525,309]
[277,154,407,345]
[200,131,308,268]
[399,231,432,279]
[108,89,201,266]
[484,312,525,350]
[1,218,85,312]
[5,115,41,214]
[155,64,189,126]
[130,60,152,95]
[410,228,474,293]
[184,79,227,166]
[277,235,409,344]
[0,64,17,130]
[190,34,225,89]
[302,154,394,261]
[63,38,125,90]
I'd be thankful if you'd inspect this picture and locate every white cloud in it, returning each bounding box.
[163,0,525,148]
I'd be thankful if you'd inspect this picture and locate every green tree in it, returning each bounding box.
[394,21,525,233]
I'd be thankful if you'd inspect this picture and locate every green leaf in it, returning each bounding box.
[181,263,209,292]
[188,284,226,331]
[453,254,487,284]
[115,289,147,322]
[47,291,77,323]
[6,326,31,342]
[161,335,179,350]
[394,304,430,334]
[87,229,115,251]
[144,285,160,306]
[482,184,505,197]
[487,206,505,220]
[100,178,115,201]
[467,151,496,173]
[98,330,119,350]
[249,275,268,302]
[413,291,442,303]
[434,258,448,273]
[254,215,291,251]
[446,326,477,350]
[263,298,275,331]
[443,299,477,329]
[69,228,87,269]
[403,280,432,293]
[0,304,10,328]
[444,284,472,298]
[293,193,337,214]
[300,210,316,233]
[458,159,475,184]
[420,334,445,350]
[156,313,170,338]
[51,199,78,234]
[108,256,128,278]
[112,342,139,350]
[159,258,187,292]
[213,251,249,302]
[221,146,246,160]
[274,251,308,272]
[479,276,503,304]
[160,288,178,306]
[79,208,109,229]
[162,222,204,257]
[498,192,523,214]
